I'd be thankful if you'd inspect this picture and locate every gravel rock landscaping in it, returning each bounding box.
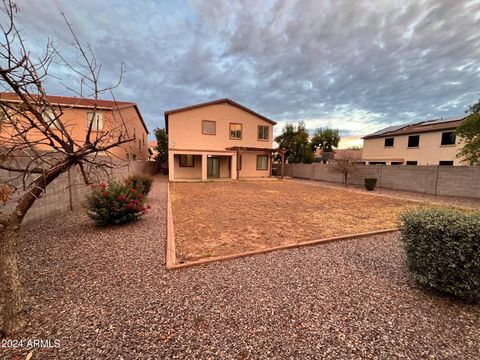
[1,176,479,359]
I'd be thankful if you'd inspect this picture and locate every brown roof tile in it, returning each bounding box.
[0,92,149,133]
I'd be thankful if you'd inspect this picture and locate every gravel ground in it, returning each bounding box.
[1,176,479,359]
[291,178,480,209]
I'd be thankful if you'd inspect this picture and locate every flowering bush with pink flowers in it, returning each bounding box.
[84,179,151,226]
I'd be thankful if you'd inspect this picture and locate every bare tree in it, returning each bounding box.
[331,151,357,186]
[0,0,134,335]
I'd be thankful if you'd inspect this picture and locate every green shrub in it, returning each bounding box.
[126,174,153,196]
[364,178,377,191]
[84,180,150,226]
[400,209,480,302]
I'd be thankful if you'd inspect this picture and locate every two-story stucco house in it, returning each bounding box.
[0,92,149,161]
[362,117,465,166]
[165,99,277,181]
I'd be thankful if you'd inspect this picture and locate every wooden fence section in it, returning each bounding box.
[284,163,480,199]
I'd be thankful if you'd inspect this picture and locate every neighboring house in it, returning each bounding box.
[333,149,363,161]
[0,92,149,161]
[148,140,158,161]
[314,148,363,163]
[165,98,276,181]
[362,117,465,166]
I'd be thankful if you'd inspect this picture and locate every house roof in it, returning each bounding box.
[0,92,150,134]
[332,149,363,160]
[226,146,280,152]
[362,117,465,139]
[164,98,277,132]
[148,140,157,148]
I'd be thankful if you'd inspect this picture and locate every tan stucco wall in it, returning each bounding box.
[362,131,464,165]
[173,155,202,179]
[168,103,274,151]
[239,151,271,178]
[167,102,274,180]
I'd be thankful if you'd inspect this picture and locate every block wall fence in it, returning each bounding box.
[1,161,159,228]
[284,163,480,200]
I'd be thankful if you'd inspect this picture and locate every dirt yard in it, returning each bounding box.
[170,180,436,262]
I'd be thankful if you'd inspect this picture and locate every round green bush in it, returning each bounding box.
[126,174,153,196]
[84,179,150,226]
[364,178,377,191]
[400,209,480,302]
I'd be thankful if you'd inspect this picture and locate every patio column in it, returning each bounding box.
[201,154,208,181]
[168,151,175,181]
[231,154,237,179]
[280,150,285,180]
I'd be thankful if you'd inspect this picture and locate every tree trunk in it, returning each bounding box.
[0,159,72,335]
[344,173,348,187]
[0,221,24,335]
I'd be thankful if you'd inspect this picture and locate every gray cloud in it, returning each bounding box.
[9,0,480,138]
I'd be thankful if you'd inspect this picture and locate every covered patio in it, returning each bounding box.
[168,147,285,181]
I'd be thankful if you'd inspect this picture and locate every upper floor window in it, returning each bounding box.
[133,127,136,139]
[258,125,269,141]
[384,137,394,147]
[230,123,242,140]
[142,133,145,145]
[87,112,103,131]
[202,120,216,135]
[42,109,62,129]
[407,135,420,148]
[441,131,456,146]
[138,139,141,151]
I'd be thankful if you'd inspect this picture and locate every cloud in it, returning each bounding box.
[7,0,480,139]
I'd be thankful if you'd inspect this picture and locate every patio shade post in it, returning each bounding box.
[236,149,240,180]
[264,150,273,177]
[280,149,285,180]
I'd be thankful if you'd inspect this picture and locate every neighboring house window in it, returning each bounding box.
[441,131,456,145]
[439,160,454,166]
[179,155,194,167]
[142,133,145,145]
[406,161,418,165]
[384,138,394,147]
[87,112,103,131]
[133,127,136,139]
[407,135,420,147]
[258,125,269,141]
[230,123,242,139]
[257,155,268,170]
[391,161,403,165]
[43,109,59,128]
[138,139,141,151]
[202,120,216,135]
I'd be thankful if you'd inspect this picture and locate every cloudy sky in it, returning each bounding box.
[11,0,480,147]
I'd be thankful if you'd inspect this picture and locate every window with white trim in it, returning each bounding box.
[87,112,103,131]
[43,109,59,128]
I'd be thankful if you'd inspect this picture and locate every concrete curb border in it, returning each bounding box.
[166,186,399,269]
[166,183,177,269]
